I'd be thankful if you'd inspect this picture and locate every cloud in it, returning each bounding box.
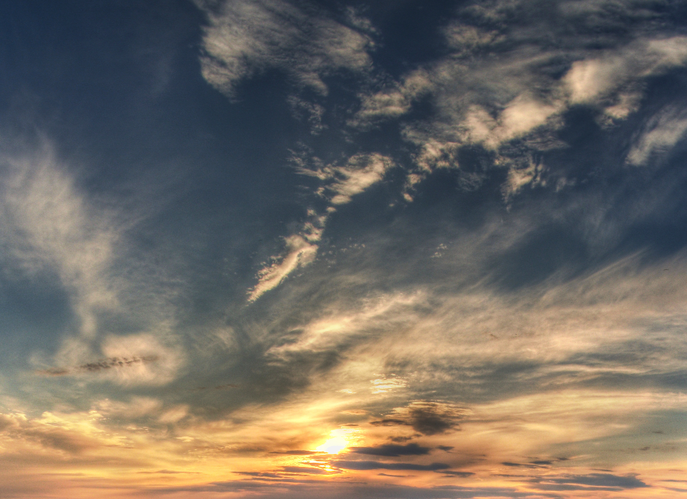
[247,233,319,302]
[98,332,184,386]
[269,450,319,456]
[0,136,187,392]
[148,481,543,499]
[95,397,163,419]
[36,355,159,377]
[351,443,431,457]
[349,1,687,200]
[280,466,332,475]
[266,291,425,357]
[0,411,114,457]
[158,405,189,424]
[437,471,475,478]
[197,0,391,304]
[248,152,392,302]
[0,139,118,338]
[535,472,649,491]
[302,153,394,206]
[37,332,184,386]
[564,37,687,105]
[198,0,372,97]
[334,460,450,471]
[350,71,433,128]
[627,106,687,165]
[370,376,407,394]
[370,402,466,436]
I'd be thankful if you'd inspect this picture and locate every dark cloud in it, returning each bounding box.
[334,460,450,471]
[0,415,16,432]
[351,443,431,457]
[437,471,475,478]
[235,472,285,479]
[389,436,418,443]
[36,356,159,377]
[371,418,407,427]
[152,481,548,498]
[137,470,200,475]
[501,461,548,469]
[269,450,319,456]
[534,473,649,491]
[409,406,458,435]
[23,429,96,455]
[437,446,454,452]
[370,402,464,436]
[280,466,332,475]
[194,383,238,391]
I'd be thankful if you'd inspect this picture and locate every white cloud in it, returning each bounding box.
[370,376,407,394]
[564,36,687,106]
[198,0,372,97]
[502,155,546,199]
[564,58,627,104]
[309,153,393,206]
[350,71,432,127]
[627,107,687,165]
[459,96,560,150]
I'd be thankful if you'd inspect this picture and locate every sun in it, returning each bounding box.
[315,429,352,454]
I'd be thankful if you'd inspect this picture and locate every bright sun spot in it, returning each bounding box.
[316,437,347,454]
[315,429,353,454]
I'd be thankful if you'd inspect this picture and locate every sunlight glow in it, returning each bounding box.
[315,428,354,454]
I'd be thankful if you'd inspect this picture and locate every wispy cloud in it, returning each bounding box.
[0,137,186,387]
[302,153,393,206]
[198,0,373,97]
[248,153,393,302]
[247,233,320,302]
[350,1,687,199]
[0,139,118,338]
[627,106,687,165]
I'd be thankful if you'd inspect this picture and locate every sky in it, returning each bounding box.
[1,0,687,497]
